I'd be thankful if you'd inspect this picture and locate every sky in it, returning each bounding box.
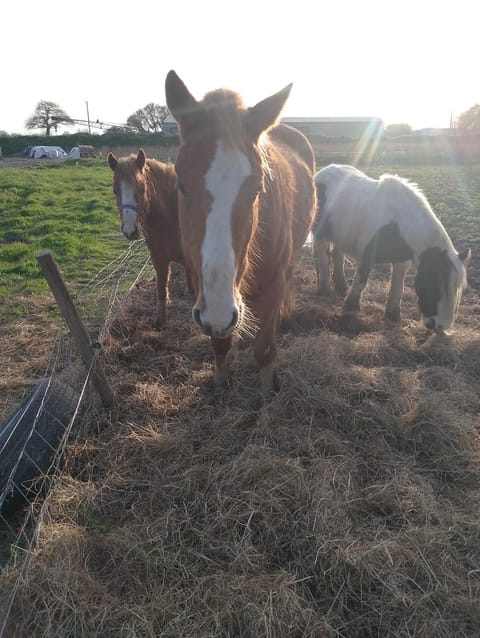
[2,0,478,135]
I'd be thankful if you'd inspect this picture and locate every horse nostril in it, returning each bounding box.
[229,308,239,331]
[193,307,203,329]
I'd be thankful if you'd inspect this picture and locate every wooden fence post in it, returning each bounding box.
[36,251,115,408]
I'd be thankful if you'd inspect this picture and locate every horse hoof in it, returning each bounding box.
[384,308,401,323]
[343,300,360,313]
[337,312,363,335]
[333,277,347,295]
[214,366,231,388]
[317,286,334,298]
[259,364,279,400]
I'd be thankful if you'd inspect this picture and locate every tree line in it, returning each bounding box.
[14,101,170,136]
[8,101,480,137]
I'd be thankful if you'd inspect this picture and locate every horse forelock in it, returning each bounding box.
[417,247,465,326]
[114,154,147,187]
[440,251,467,324]
[201,89,248,149]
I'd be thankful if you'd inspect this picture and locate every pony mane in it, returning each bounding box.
[378,173,458,256]
[145,160,178,217]
[378,173,434,214]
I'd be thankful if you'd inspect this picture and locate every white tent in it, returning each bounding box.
[29,146,67,159]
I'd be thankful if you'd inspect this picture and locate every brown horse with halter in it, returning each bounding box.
[108,149,192,328]
[165,71,316,397]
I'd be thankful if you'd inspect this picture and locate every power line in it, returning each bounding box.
[51,116,135,131]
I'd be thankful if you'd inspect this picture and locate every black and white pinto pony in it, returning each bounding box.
[312,164,470,334]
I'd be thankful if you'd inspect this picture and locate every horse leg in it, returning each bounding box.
[312,236,333,295]
[252,279,288,398]
[385,260,410,323]
[153,260,170,329]
[254,315,279,399]
[343,260,370,313]
[332,246,347,295]
[211,335,233,387]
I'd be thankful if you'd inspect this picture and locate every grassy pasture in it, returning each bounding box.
[1,161,479,303]
[1,160,480,637]
[0,159,125,322]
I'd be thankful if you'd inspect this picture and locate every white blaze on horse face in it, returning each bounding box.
[119,181,138,237]
[200,140,251,333]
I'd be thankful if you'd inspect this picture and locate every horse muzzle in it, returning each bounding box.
[193,306,239,338]
[122,227,140,241]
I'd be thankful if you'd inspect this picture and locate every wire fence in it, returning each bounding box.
[0,239,153,636]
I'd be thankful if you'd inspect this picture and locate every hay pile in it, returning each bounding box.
[2,250,480,637]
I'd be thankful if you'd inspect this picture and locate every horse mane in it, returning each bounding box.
[377,173,456,248]
[268,124,315,173]
[378,173,434,215]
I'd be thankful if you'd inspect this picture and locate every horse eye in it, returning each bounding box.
[176,178,187,197]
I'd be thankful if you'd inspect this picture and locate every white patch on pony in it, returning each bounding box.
[201,140,251,332]
[119,182,138,236]
[314,164,467,330]
[314,165,458,261]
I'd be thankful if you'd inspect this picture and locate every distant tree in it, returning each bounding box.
[25,101,74,136]
[385,123,412,137]
[126,103,169,133]
[456,104,480,131]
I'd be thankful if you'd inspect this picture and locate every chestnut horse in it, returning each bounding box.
[165,71,316,397]
[108,149,191,328]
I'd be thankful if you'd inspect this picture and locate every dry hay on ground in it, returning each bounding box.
[2,248,480,637]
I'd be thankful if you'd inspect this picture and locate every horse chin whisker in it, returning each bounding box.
[234,302,258,339]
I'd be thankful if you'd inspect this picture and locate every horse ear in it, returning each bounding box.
[136,149,146,170]
[165,70,198,128]
[107,152,118,171]
[247,83,293,141]
[458,247,471,264]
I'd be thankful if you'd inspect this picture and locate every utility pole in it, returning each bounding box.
[85,100,91,134]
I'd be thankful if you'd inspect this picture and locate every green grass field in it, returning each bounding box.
[0,160,126,321]
[1,160,479,323]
